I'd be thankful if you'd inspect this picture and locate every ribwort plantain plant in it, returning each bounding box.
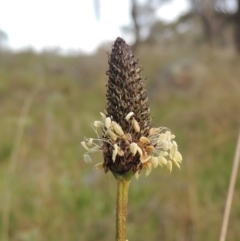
[81,37,182,241]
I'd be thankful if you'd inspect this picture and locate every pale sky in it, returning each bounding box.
[0,0,190,54]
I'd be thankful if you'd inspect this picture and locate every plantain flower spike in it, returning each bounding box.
[82,37,182,179]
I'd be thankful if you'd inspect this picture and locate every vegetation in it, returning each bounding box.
[0,42,240,241]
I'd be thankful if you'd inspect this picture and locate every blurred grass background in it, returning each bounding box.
[0,42,240,241]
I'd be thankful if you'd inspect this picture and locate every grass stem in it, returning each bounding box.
[219,130,240,241]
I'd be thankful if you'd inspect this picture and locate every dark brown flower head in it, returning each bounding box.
[106,37,151,136]
[81,37,182,180]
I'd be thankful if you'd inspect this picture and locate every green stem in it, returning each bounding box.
[116,176,131,241]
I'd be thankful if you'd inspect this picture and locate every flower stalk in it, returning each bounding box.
[116,176,131,241]
[81,37,183,241]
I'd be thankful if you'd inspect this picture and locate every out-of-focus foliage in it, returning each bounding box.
[120,0,240,53]
[189,0,240,52]
[121,0,170,51]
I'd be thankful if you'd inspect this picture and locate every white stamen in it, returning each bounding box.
[172,141,178,147]
[162,141,169,151]
[83,154,92,163]
[158,133,166,144]
[136,67,141,73]
[136,145,143,156]
[140,136,150,144]
[94,162,104,169]
[112,149,118,162]
[132,118,140,132]
[140,155,151,164]
[172,158,180,169]
[144,161,152,176]
[93,121,104,128]
[175,151,182,163]
[125,112,134,121]
[107,129,118,141]
[112,144,120,162]
[149,128,160,135]
[100,112,106,121]
[86,138,93,146]
[130,142,138,155]
[118,149,124,156]
[158,156,168,166]
[158,151,168,156]
[151,156,159,168]
[105,117,111,129]
[134,171,140,180]
[165,131,171,141]
[167,160,172,173]
[81,141,89,151]
[170,144,177,159]
[145,145,155,153]
[145,168,152,177]
[112,121,124,136]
